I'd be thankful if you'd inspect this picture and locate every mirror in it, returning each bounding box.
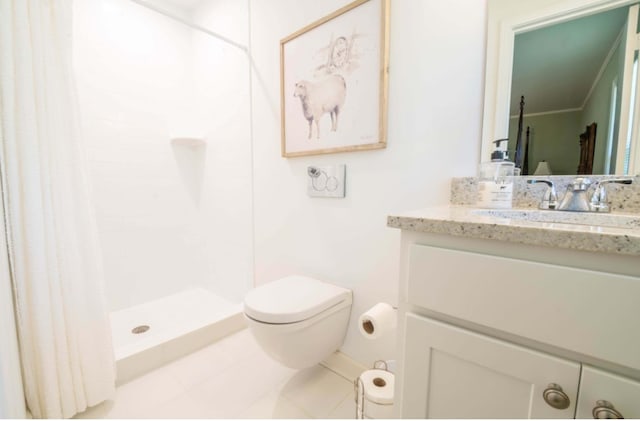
[483,0,640,176]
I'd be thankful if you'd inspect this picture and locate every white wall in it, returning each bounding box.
[73,0,252,310]
[250,0,486,366]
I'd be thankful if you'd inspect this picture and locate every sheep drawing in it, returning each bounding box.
[293,74,346,140]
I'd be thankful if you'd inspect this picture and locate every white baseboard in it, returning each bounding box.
[321,351,368,382]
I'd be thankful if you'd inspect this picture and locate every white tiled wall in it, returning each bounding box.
[191,0,253,304]
[73,0,252,311]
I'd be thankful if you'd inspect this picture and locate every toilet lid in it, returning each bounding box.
[244,275,351,324]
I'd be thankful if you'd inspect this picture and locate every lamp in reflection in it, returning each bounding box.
[533,161,552,175]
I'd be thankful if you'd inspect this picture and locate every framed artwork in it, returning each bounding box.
[280,0,390,158]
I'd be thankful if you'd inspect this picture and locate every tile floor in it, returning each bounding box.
[75,329,356,419]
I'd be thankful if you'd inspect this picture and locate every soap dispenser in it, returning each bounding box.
[477,138,515,209]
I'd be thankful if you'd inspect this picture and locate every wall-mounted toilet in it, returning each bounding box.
[243,275,352,369]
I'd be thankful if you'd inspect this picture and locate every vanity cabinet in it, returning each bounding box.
[394,233,640,419]
[401,313,580,418]
[401,313,640,419]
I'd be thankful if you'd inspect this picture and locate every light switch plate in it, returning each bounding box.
[307,165,346,198]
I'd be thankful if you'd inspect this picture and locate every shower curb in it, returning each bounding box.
[115,312,246,386]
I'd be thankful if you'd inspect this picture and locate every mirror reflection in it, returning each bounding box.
[506,5,637,175]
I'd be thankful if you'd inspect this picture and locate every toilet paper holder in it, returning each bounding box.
[358,303,397,340]
[354,360,394,419]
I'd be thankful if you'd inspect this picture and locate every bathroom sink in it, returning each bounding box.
[471,208,640,229]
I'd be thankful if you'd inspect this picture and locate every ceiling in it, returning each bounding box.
[510,6,628,115]
[146,0,204,12]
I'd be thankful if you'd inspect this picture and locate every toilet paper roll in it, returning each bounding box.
[358,303,397,340]
[357,369,395,419]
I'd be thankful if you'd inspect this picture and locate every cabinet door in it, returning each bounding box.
[400,313,580,419]
[576,365,640,419]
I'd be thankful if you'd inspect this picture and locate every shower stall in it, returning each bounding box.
[72,0,253,382]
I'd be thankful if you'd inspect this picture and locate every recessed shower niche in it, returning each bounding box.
[171,137,207,206]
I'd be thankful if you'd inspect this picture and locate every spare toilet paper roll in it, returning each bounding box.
[357,369,395,419]
[358,302,397,340]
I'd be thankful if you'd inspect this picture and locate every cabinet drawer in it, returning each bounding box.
[407,244,640,370]
[576,366,640,419]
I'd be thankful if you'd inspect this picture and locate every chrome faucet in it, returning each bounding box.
[589,178,633,212]
[526,179,558,209]
[557,177,593,212]
[527,177,633,213]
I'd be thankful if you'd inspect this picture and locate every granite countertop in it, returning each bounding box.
[387,206,640,256]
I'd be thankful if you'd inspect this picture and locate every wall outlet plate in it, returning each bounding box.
[307,165,346,198]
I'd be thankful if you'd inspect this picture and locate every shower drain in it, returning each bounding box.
[131,325,150,335]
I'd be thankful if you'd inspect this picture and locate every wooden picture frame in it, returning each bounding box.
[280,0,390,158]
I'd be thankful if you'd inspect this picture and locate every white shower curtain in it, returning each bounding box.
[0,0,116,418]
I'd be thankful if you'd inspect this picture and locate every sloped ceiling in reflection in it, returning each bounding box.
[511,6,628,115]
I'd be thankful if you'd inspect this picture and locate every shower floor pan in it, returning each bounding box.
[110,288,245,385]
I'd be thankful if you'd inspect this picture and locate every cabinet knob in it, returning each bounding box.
[592,400,624,419]
[542,383,571,410]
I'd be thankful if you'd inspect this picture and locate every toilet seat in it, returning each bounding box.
[244,275,351,324]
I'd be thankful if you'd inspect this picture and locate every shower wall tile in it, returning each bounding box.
[73,0,253,312]
[74,0,205,311]
[191,0,253,305]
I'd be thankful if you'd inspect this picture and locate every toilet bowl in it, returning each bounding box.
[243,275,352,369]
